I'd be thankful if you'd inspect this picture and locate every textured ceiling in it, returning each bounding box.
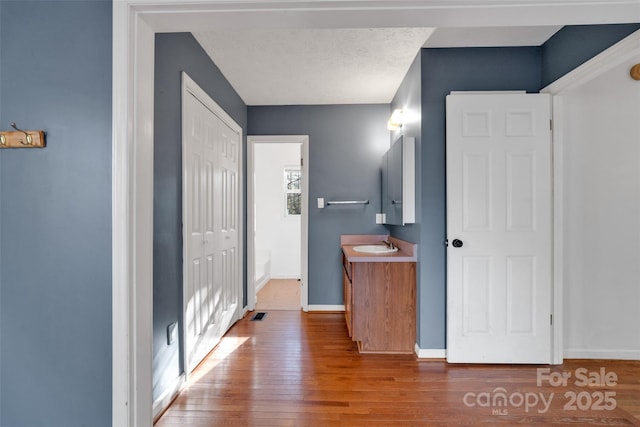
[424,26,562,48]
[193,28,435,106]
[194,25,563,106]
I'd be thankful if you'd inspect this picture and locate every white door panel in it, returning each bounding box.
[447,93,552,364]
[183,82,241,372]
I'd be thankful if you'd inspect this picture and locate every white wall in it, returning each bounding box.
[562,54,640,359]
[254,143,302,279]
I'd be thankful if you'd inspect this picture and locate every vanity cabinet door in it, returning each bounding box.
[343,270,352,337]
[342,254,353,337]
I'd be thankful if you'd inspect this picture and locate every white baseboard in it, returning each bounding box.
[308,304,344,312]
[564,348,640,360]
[415,344,446,359]
[152,373,186,420]
[255,274,270,293]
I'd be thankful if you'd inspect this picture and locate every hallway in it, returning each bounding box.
[255,279,301,311]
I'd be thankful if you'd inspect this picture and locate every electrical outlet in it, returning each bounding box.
[167,322,177,345]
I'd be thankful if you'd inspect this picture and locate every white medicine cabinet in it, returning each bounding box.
[382,136,415,225]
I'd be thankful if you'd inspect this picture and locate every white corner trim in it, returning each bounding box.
[551,95,564,366]
[308,305,345,312]
[564,349,640,361]
[542,29,640,95]
[152,374,186,421]
[414,344,447,359]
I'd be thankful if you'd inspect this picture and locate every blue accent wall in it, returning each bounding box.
[418,47,542,349]
[0,1,112,426]
[542,24,640,88]
[248,105,389,305]
[153,33,247,402]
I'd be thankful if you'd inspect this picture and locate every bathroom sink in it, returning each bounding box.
[352,245,398,254]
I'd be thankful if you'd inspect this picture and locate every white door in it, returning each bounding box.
[216,119,240,335]
[183,75,242,372]
[184,91,220,371]
[446,93,552,364]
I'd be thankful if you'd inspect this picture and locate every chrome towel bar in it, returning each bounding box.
[326,200,369,205]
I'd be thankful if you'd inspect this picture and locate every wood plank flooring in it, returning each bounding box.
[155,311,640,426]
[255,279,300,311]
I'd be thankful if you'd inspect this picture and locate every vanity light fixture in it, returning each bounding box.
[387,108,404,131]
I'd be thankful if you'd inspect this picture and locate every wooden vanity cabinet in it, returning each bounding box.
[342,252,416,353]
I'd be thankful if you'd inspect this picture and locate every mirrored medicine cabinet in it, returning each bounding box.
[381,136,415,226]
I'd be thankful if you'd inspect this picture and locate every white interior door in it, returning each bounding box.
[446,93,552,364]
[216,119,240,334]
[184,91,220,371]
[183,74,242,373]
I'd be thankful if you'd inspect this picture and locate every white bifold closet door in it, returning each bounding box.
[183,77,240,373]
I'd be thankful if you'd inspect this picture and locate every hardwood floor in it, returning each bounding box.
[255,279,300,311]
[155,311,640,426]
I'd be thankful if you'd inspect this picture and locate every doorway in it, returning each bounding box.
[247,135,309,312]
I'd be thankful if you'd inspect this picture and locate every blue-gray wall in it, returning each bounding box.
[542,24,640,88]
[153,32,248,402]
[248,105,389,305]
[418,47,543,349]
[0,1,112,426]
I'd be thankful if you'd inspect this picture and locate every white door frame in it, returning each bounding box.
[247,135,310,312]
[112,2,640,425]
[540,29,640,366]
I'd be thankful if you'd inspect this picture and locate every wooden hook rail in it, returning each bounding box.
[0,122,46,148]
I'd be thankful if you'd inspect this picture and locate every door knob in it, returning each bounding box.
[452,239,463,248]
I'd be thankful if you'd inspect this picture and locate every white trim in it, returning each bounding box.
[248,135,309,313]
[541,29,640,366]
[550,95,564,366]
[308,305,345,312]
[271,275,302,280]
[414,345,447,359]
[542,29,640,95]
[564,349,640,361]
[152,374,186,420]
[254,275,270,293]
[112,3,155,426]
[111,3,131,426]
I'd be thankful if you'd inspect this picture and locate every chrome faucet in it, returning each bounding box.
[380,240,396,249]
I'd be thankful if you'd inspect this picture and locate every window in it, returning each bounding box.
[284,167,301,216]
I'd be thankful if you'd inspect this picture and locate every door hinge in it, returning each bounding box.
[550,119,553,131]
[550,314,553,325]
[301,157,304,166]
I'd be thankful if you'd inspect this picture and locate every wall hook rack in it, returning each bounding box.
[0,122,45,148]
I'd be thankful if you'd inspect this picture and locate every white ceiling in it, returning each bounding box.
[194,28,435,106]
[194,25,563,106]
[424,26,562,48]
